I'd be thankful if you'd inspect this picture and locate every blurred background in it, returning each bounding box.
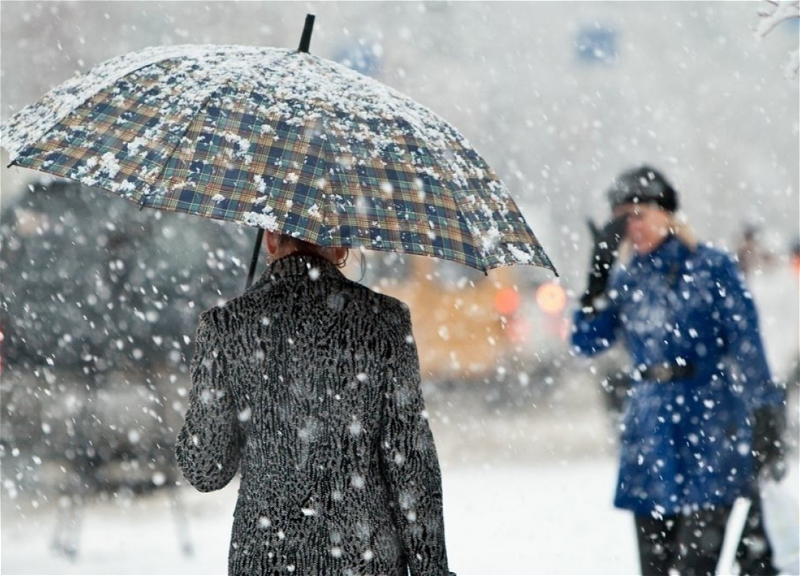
[0,2,798,574]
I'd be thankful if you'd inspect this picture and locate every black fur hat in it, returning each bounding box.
[607,165,678,212]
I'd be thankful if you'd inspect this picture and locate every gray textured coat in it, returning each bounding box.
[177,253,450,575]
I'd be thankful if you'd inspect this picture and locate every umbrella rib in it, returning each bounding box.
[136,80,240,208]
[140,49,301,209]
[9,53,192,162]
[314,125,347,247]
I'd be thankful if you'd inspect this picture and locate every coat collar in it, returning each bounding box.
[630,235,688,267]
[247,252,344,293]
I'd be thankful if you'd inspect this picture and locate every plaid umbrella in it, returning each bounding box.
[2,15,556,283]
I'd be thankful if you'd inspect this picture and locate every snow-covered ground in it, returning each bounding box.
[2,376,799,575]
[2,441,798,574]
[0,457,635,575]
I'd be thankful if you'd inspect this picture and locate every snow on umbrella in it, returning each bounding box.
[1,15,556,286]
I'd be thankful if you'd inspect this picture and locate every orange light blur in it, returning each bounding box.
[536,282,567,315]
[494,287,521,316]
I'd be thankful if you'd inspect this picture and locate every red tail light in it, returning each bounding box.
[494,287,521,316]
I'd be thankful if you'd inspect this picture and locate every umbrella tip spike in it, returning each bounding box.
[298,14,316,53]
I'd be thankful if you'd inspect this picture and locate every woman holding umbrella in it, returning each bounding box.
[176,231,452,575]
[571,166,786,576]
[1,16,554,575]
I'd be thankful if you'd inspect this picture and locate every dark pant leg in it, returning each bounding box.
[736,488,779,576]
[635,514,678,576]
[672,506,731,576]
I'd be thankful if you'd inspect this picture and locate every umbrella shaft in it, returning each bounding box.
[298,14,315,52]
[246,229,264,290]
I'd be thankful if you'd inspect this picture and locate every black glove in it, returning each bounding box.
[580,215,628,310]
[752,405,786,482]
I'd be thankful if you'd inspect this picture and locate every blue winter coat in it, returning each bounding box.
[572,236,784,516]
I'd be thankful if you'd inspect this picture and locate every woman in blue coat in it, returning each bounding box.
[571,166,786,576]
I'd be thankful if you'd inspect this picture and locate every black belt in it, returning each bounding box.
[637,362,696,383]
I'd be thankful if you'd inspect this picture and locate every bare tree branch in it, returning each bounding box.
[756,0,800,78]
[756,0,800,38]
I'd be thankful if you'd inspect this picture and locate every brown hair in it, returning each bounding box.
[272,234,350,268]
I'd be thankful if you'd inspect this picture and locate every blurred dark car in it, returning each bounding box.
[0,178,253,493]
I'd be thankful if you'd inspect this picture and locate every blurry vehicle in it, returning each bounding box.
[355,251,569,405]
[0,178,253,497]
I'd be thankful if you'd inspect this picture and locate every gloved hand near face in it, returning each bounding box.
[580,214,628,310]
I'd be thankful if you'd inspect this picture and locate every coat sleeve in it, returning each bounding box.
[176,308,244,492]
[715,254,784,411]
[379,306,451,576]
[570,269,623,356]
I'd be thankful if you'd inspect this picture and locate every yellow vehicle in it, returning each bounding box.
[351,252,569,395]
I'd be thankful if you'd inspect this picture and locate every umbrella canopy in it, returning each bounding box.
[2,17,555,275]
